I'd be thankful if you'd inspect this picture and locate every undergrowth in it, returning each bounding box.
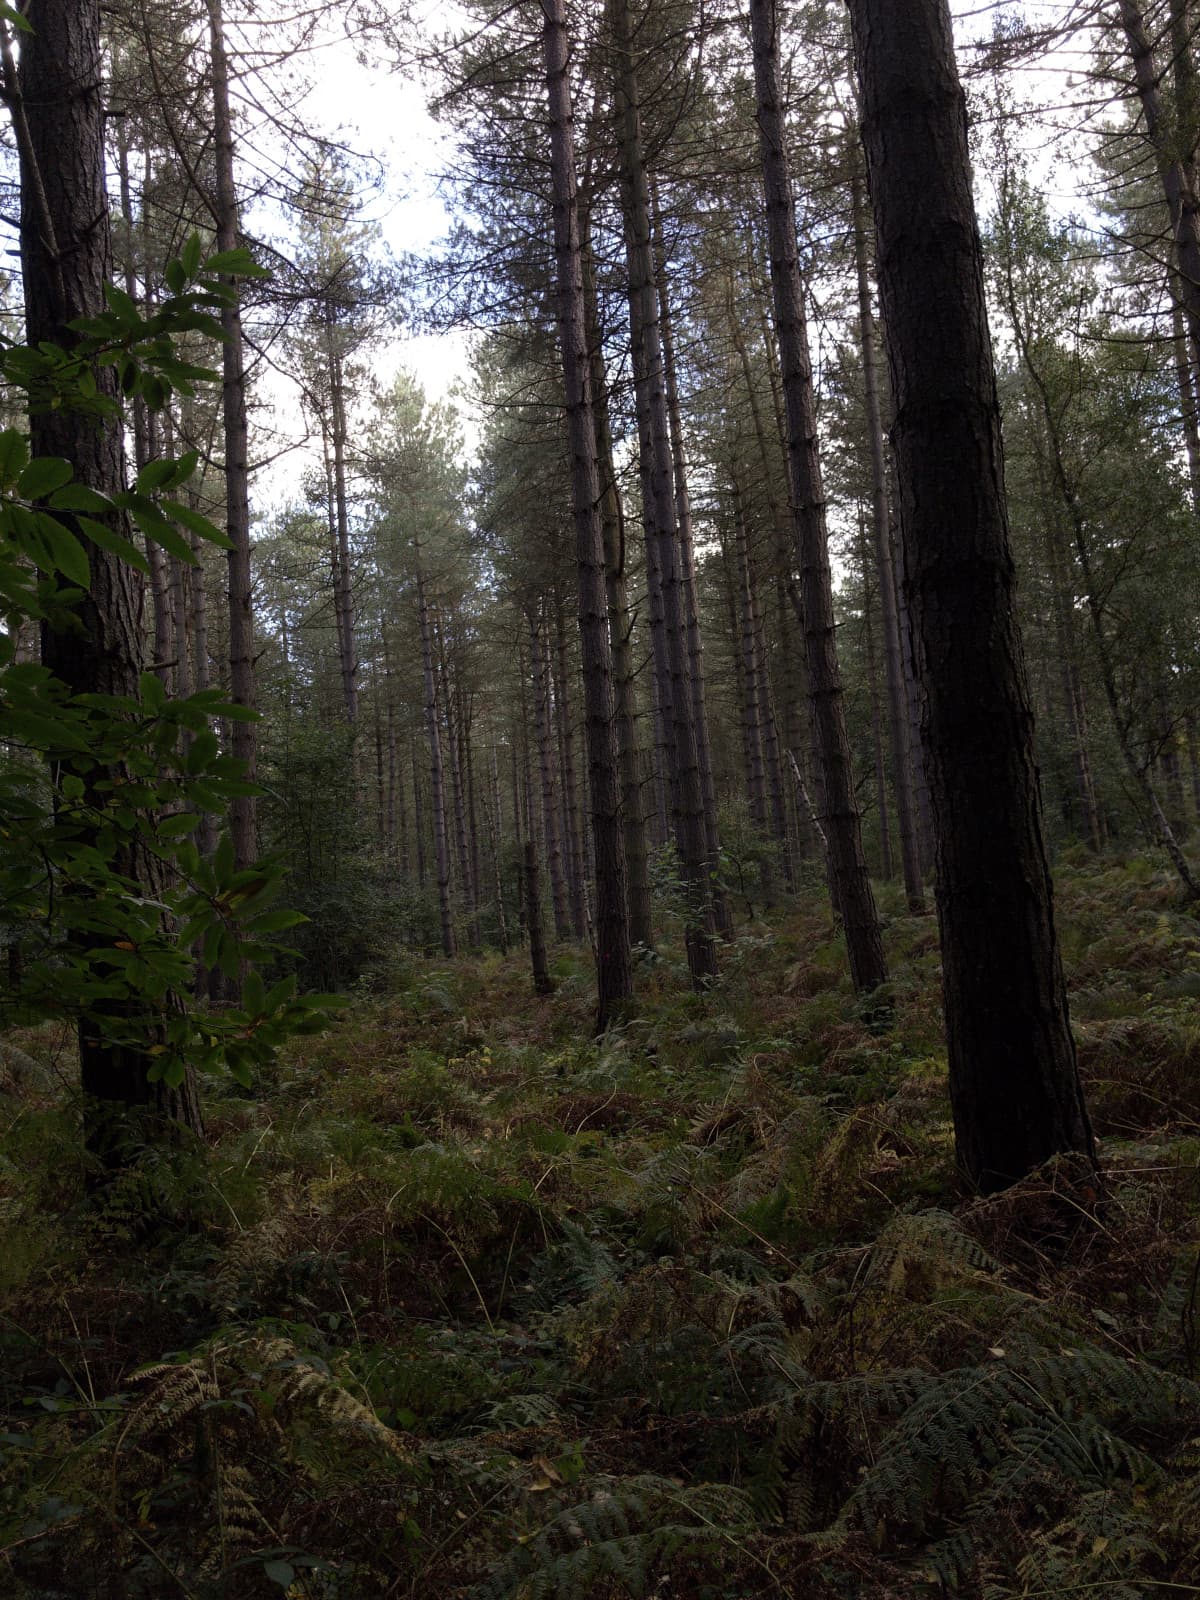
[2,855,1200,1597]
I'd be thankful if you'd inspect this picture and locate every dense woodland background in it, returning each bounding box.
[4,0,1200,1595]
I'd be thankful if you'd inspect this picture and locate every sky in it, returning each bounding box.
[245,0,1100,513]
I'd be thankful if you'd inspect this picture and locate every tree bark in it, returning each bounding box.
[851,164,925,911]
[609,0,716,984]
[524,841,554,997]
[751,0,887,992]
[415,548,455,957]
[849,0,1096,1191]
[16,0,202,1150]
[207,0,256,879]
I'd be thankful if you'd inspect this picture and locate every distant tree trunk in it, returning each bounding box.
[415,549,455,957]
[583,216,653,948]
[733,489,769,837]
[849,0,1096,1190]
[553,594,588,938]
[528,605,571,941]
[852,164,925,910]
[207,0,256,882]
[1120,0,1200,392]
[485,745,509,955]
[857,508,894,881]
[326,325,358,723]
[412,741,427,892]
[751,0,887,993]
[15,0,201,1149]
[651,177,729,936]
[610,0,716,984]
[438,624,479,949]
[524,842,554,997]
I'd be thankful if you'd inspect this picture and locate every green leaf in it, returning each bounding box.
[74,516,149,576]
[136,459,177,494]
[185,729,219,775]
[18,458,73,500]
[160,499,233,550]
[204,247,269,278]
[34,516,90,587]
[0,429,29,484]
[156,814,200,839]
[49,484,115,514]
[180,233,203,279]
[139,671,166,712]
[164,259,186,294]
[103,283,140,326]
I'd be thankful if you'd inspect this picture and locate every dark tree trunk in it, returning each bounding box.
[207,0,256,879]
[553,593,588,939]
[543,0,634,1024]
[651,178,729,937]
[852,165,925,911]
[583,222,653,949]
[524,842,554,997]
[415,551,455,957]
[849,0,1096,1191]
[1120,0,1200,395]
[610,0,716,984]
[16,0,201,1150]
[528,605,571,940]
[751,0,887,992]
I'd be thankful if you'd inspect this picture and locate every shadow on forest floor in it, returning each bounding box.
[2,853,1200,1597]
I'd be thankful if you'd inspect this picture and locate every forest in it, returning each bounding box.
[3,0,1200,1594]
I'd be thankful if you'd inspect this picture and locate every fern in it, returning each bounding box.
[474,1474,754,1599]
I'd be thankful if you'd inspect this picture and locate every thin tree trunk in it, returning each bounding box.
[415,550,455,957]
[610,0,716,984]
[207,0,256,881]
[524,842,554,997]
[553,593,588,938]
[582,212,652,950]
[528,604,571,941]
[751,0,887,992]
[852,165,925,910]
[849,0,1096,1190]
[1120,0,1200,391]
[651,177,729,937]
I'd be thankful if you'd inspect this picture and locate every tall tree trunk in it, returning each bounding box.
[857,508,894,881]
[528,604,571,941]
[438,621,479,948]
[327,328,358,723]
[750,0,887,992]
[415,550,455,957]
[582,215,652,950]
[207,0,256,878]
[849,0,1095,1191]
[852,164,925,911]
[523,842,554,997]
[553,593,588,938]
[1170,266,1200,514]
[15,0,201,1148]
[1120,0,1200,392]
[651,177,729,936]
[610,0,716,984]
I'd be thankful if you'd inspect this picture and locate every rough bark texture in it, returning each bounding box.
[524,842,554,997]
[750,0,887,992]
[17,0,202,1149]
[849,0,1095,1191]
[543,0,633,1026]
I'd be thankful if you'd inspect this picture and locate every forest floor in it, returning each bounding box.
[2,856,1200,1599]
